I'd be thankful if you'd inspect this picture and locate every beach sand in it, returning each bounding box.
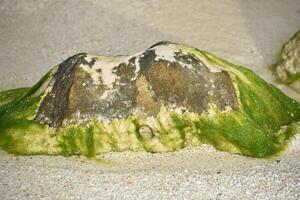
[0,0,300,199]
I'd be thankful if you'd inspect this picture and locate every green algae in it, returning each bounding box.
[0,87,30,107]
[286,73,300,85]
[0,49,299,158]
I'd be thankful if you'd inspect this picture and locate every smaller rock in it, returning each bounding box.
[275,30,300,92]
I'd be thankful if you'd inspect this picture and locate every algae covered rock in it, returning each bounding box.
[0,42,299,158]
[34,42,238,128]
[274,30,300,92]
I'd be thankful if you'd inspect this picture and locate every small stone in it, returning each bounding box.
[139,125,155,140]
[274,30,300,92]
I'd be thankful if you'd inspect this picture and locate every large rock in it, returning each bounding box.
[34,42,238,128]
[0,41,299,158]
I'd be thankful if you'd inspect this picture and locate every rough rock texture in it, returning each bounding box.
[275,30,300,92]
[34,42,238,128]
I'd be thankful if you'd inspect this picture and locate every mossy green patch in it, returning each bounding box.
[286,73,300,85]
[0,87,30,106]
[59,125,96,157]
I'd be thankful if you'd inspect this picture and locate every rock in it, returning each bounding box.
[34,42,238,128]
[0,41,300,158]
[275,30,300,92]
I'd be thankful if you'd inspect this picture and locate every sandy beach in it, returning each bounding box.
[0,0,300,199]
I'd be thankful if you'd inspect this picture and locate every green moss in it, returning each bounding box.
[59,125,96,157]
[0,68,53,118]
[0,49,299,158]
[85,126,95,157]
[170,114,187,149]
[286,73,300,84]
[0,87,30,106]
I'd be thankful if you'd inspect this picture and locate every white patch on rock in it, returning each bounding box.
[81,53,144,87]
[84,54,93,63]
[130,51,144,81]
[150,44,179,63]
[151,43,222,73]
[94,56,128,87]
[81,55,124,85]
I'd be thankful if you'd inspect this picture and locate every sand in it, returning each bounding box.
[0,0,300,199]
